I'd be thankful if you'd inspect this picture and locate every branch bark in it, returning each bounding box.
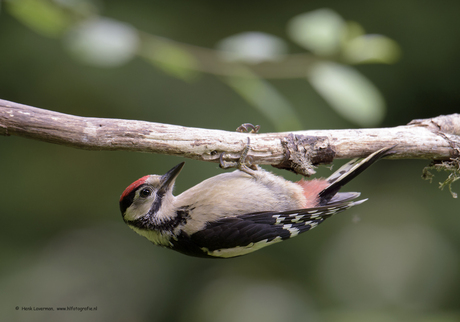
[1,98,459,174]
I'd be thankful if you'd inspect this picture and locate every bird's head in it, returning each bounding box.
[119,162,185,224]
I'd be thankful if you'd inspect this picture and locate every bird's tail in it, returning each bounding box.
[318,146,395,206]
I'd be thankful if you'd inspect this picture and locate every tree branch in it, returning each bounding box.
[1,98,459,175]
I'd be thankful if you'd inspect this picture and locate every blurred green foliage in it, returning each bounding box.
[7,0,73,37]
[1,1,459,321]
[6,0,403,129]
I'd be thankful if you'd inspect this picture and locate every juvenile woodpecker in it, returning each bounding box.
[120,147,391,258]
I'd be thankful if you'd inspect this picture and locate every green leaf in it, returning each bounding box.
[64,18,139,67]
[7,0,72,37]
[287,8,345,56]
[216,32,287,64]
[142,38,199,81]
[342,21,366,43]
[343,34,401,64]
[307,62,385,126]
[223,69,302,131]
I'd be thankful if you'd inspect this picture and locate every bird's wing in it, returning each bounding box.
[189,200,364,254]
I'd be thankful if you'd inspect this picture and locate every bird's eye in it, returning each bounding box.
[139,187,153,198]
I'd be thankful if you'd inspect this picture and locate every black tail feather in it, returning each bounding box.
[318,146,395,206]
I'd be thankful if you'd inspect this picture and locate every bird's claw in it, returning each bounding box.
[219,138,258,176]
[236,123,260,134]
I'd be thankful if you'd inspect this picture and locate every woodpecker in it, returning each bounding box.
[120,147,392,258]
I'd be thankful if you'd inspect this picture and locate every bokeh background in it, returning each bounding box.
[1,1,459,321]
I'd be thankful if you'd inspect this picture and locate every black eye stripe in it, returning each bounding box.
[120,184,152,215]
[120,186,141,215]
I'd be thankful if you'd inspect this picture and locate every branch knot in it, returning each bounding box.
[273,133,335,176]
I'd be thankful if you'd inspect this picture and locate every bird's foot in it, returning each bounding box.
[219,135,258,176]
[236,123,260,134]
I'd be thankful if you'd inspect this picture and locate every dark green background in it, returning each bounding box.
[1,1,459,321]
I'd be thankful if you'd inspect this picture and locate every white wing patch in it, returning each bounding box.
[273,214,283,224]
[282,224,300,237]
[290,214,305,223]
[201,237,283,258]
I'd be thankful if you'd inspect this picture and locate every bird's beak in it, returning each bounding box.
[159,162,185,193]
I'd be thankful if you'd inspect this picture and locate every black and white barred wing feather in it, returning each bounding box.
[188,198,365,258]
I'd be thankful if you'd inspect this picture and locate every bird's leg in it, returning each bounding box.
[220,124,260,176]
[220,138,258,176]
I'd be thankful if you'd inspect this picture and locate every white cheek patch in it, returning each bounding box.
[124,196,156,221]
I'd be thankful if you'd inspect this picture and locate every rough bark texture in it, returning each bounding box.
[1,98,459,175]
